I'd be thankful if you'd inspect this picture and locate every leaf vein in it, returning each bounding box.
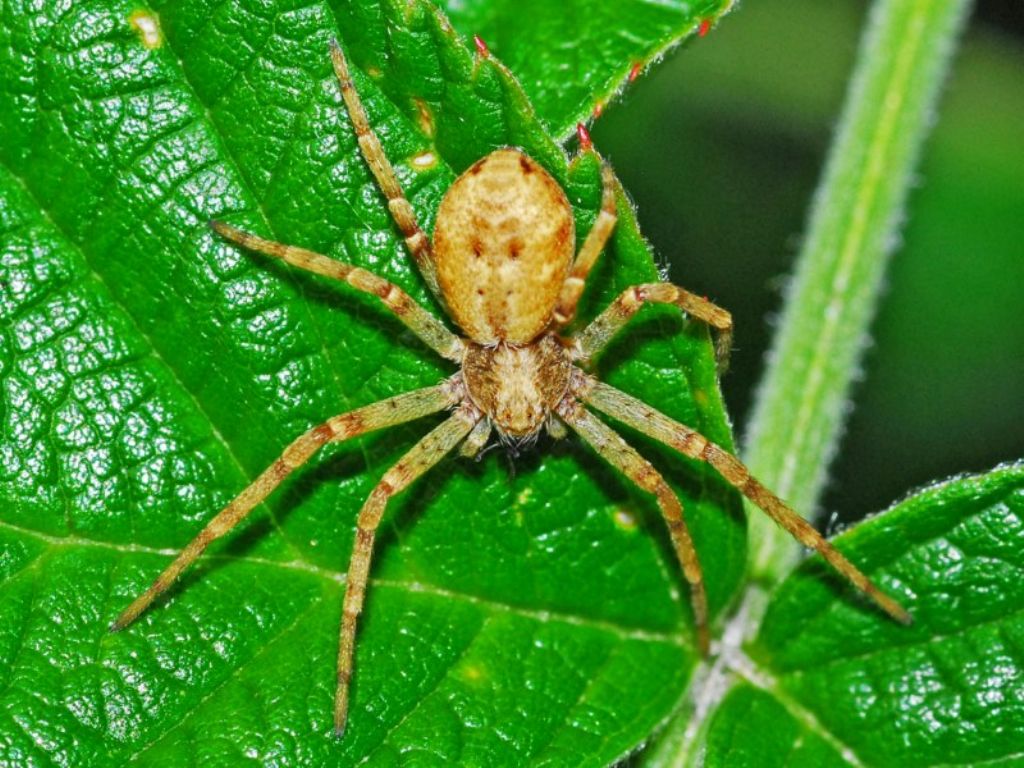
[0,517,685,645]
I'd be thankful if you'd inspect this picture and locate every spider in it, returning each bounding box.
[111,40,910,737]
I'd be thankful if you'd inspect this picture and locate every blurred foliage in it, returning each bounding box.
[594,0,1024,523]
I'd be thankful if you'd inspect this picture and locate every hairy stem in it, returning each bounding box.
[742,0,972,582]
[632,4,974,763]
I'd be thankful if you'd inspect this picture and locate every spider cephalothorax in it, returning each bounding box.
[463,335,572,440]
[112,39,911,739]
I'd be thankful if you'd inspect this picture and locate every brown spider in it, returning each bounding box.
[111,40,910,737]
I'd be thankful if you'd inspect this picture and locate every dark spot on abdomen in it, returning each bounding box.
[555,219,572,246]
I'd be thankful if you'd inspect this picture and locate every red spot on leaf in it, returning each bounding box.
[698,19,711,37]
[592,101,604,119]
[628,62,642,82]
[473,34,490,57]
[577,122,593,152]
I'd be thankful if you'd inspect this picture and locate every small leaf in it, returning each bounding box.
[704,684,850,768]
[437,0,736,138]
[746,463,1024,767]
[0,0,741,762]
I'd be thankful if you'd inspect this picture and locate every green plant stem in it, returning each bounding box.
[743,0,972,581]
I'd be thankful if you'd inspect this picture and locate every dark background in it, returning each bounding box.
[977,0,1024,34]
[594,0,1023,525]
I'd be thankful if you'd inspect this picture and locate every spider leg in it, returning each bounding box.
[546,414,569,441]
[459,416,491,459]
[334,405,479,737]
[210,222,463,362]
[552,163,617,327]
[558,398,710,655]
[579,377,912,625]
[574,283,733,373]
[328,39,442,301]
[110,382,460,632]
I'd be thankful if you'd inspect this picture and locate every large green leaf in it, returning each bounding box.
[0,0,742,763]
[701,463,1024,768]
[439,0,735,139]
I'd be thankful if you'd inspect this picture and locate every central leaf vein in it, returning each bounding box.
[0,518,685,645]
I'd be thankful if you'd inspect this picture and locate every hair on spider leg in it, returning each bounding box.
[824,509,846,538]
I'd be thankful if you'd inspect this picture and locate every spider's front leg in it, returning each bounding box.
[580,377,912,626]
[557,398,711,655]
[575,283,734,373]
[334,404,480,736]
[109,381,460,631]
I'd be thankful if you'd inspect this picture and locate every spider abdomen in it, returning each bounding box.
[433,149,575,344]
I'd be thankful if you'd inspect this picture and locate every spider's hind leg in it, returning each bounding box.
[552,162,618,328]
[329,39,441,301]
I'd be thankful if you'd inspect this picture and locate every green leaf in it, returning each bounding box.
[438,0,736,139]
[704,684,849,768]
[701,463,1024,768]
[0,0,741,763]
